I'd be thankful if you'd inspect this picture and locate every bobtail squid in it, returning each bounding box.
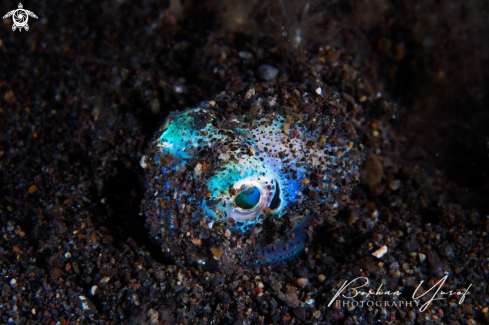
[141,83,362,268]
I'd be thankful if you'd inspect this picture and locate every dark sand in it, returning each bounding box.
[1,1,488,324]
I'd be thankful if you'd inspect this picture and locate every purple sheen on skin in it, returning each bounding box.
[257,217,310,266]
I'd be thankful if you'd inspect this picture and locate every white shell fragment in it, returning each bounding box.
[194,162,203,176]
[372,245,388,258]
[140,155,148,169]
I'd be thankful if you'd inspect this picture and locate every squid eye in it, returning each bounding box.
[235,186,261,210]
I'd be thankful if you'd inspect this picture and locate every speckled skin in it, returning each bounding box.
[141,83,362,268]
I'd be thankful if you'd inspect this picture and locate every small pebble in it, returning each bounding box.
[194,163,203,176]
[419,253,426,262]
[277,293,300,308]
[361,154,384,187]
[245,88,255,100]
[211,247,223,260]
[28,185,38,194]
[258,64,279,80]
[99,277,110,284]
[389,179,401,190]
[173,85,184,93]
[372,245,388,258]
[150,98,160,114]
[305,297,315,305]
[303,104,315,114]
[238,51,253,59]
[50,268,63,280]
[148,308,159,324]
[296,277,309,287]
[272,282,281,292]
[4,90,16,104]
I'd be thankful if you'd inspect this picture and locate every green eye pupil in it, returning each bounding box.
[235,186,260,210]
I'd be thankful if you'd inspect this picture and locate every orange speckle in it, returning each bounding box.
[87,234,99,243]
[4,90,16,104]
[211,247,223,260]
[28,185,38,194]
[128,283,139,291]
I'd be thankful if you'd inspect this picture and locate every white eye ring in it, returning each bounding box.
[227,180,268,221]
[225,176,274,221]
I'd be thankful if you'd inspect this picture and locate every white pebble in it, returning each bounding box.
[372,245,388,258]
[238,51,253,59]
[245,88,255,100]
[78,296,90,310]
[315,87,322,95]
[173,85,184,93]
[419,253,426,262]
[258,64,279,80]
[99,277,111,284]
[140,155,148,169]
[194,163,203,176]
[305,297,315,305]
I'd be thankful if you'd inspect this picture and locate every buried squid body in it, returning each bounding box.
[141,83,362,267]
